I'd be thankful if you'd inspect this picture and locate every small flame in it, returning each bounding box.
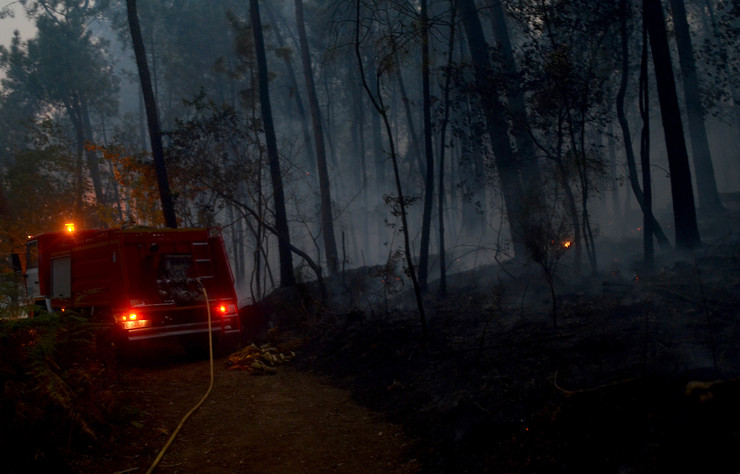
[65,222,75,232]
[562,240,572,248]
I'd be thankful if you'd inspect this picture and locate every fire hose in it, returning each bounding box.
[146,279,215,474]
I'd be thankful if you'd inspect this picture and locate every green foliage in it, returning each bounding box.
[96,142,164,226]
[108,0,243,126]
[165,97,262,226]
[0,119,86,250]
[0,312,124,470]
[0,8,119,120]
[0,262,28,319]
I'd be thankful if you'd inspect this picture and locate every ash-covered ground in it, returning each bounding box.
[250,208,740,473]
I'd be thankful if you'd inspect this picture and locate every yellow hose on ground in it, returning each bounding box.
[146,281,215,474]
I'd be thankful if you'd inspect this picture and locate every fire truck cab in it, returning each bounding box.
[25,226,241,350]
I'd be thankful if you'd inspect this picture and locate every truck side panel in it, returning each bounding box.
[70,241,121,308]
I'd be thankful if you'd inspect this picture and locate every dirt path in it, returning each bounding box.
[106,354,419,473]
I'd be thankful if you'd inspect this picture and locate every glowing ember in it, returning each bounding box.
[562,240,572,248]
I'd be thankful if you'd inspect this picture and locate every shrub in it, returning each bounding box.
[0,312,123,471]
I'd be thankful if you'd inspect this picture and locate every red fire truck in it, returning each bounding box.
[24,225,241,351]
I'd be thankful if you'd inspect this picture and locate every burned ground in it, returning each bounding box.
[286,215,740,472]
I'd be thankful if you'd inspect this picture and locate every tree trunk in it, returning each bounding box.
[437,0,457,298]
[643,0,701,249]
[617,0,671,249]
[66,96,91,215]
[394,63,424,180]
[668,0,724,215]
[348,65,370,263]
[488,0,541,191]
[81,97,105,208]
[263,2,316,175]
[355,0,428,342]
[461,124,485,237]
[321,74,340,171]
[458,0,526,258]
[639,21,655,268]
[126,0,177,228]
[365,53,386,264]
[418,0,434,291]
[251,0,296,287]
[607,121,621,219]
[554,116,583,268]
[295,0,339,275]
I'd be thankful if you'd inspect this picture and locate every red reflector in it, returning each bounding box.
[215,303,236,315]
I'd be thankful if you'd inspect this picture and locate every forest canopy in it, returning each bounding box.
[1,0,738,304]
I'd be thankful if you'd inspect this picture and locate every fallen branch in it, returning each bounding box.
[227,343,295,374]
[551,368,638,396]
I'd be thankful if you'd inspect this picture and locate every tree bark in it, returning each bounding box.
[295,0,339,275]
[394,63,424,179]
[126,0,177,228]
[355,0,428,342]
[81,96,105,208]
[251,0,296,287]
[436,0,457,298]
[669,0,724,215]
[418,0,434,291]
[458,0,526,258]
[643,0,701,249]
[263,2,316,175]
[488,0,541,191]
[370,58,387,263]
[607,121,621,218]
[639,20,655,268]
[617,0,671,249]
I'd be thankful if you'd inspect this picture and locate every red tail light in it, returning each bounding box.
[215,302,237,316]
[117,311,151,329]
